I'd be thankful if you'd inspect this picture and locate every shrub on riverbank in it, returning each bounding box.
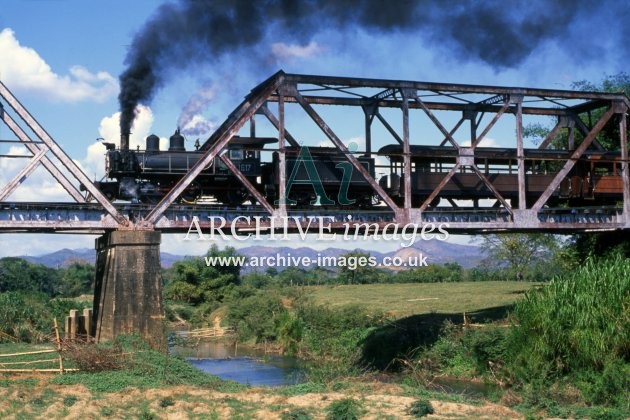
[506,256,629,407]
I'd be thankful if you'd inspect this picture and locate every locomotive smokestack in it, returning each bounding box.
[121,132,130,150]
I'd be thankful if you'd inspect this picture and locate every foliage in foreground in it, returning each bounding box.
[325,398,365,420]
[0,291,87,342]
[54,335,242,393]
[506,255,630,407]
[408,399,434,417]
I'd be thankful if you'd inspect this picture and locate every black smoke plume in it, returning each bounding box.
[119,0,621,136]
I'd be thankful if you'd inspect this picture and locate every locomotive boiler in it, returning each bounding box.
[93,129,275,205]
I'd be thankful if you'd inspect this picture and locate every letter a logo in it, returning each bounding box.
[276,147,335,205]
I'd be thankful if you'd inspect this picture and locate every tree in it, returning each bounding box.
[163,245,242,304]
[479,234,561,280]
[60,261,95,297]
[336,251,383,284]
[525,72,630,151]
[0,257,62,297]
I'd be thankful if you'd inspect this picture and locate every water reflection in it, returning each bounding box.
[171,341,304,387]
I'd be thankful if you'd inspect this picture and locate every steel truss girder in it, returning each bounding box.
[137,72,630,229]
[2,71,629,232]
[0,104,85,202]
[0,81,127,225]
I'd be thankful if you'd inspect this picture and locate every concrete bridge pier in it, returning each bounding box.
[92,230,165,349]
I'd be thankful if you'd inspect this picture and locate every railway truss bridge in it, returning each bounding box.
[1,71,629,345]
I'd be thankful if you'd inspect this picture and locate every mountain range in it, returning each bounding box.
[16,240,484,270]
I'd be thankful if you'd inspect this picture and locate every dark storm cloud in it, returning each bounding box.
[118,0,626,136]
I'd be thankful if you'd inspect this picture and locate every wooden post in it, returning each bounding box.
[53,318,64,374]
[83,308,93,341]
[64,316,71,340]
[69,309,78,341]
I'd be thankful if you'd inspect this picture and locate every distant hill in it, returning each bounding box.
[17,240,483,270]
[19,248,184,269]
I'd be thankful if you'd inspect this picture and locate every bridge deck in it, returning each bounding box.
[0,202,624,234]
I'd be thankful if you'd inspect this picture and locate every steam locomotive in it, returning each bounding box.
[91,129,376,206]
[90,129,624,208]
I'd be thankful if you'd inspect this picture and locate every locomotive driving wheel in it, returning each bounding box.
[180,182,201,204]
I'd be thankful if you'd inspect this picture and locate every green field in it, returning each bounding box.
[307,281,538,318]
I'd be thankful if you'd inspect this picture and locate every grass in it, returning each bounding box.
[306,281,536,317]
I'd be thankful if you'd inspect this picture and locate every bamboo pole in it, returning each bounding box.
[0,349,56,357]
[0,359,58,366]
[0,369,79,373]
[53,318,64,374]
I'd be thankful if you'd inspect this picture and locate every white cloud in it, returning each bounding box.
[83,105,156,177]
[460,137,498,147]
[0,28,117,102]
[271,41,323,60]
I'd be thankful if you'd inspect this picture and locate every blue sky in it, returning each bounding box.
[0,0,628,257]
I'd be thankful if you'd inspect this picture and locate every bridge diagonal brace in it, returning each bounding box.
[291,87,402,217]
[532,105,616,211]
[439,117,466,146]
[145,72,286,225]
[419,163,461,211]
[570,113,604,151]
[218,153,275,214]
[0,109,85,202]
[537,119,564,149]
[0,148,47,201]
[258,104,300,147]
[470,165,513,215]
[620,111,630,220]
[375,111,404,145]
[0,81,125,224]
[408,91,459,148]
[471,100,510,148]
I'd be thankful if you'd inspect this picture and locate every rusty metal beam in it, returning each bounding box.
[408,91,459,148]
[145,72,285,225]
[375,111,404,145]
[620,111,630,220]
[218,153,275,214]
[439,117,465,147]
[0,81,126,225]
[538,119,564,149]
[277,89,287,215]
[281,73,629,102]
[471,101,510,148]
[470,165,513,215]
[569,99,610,115]
[0,110,85,202]
[291,86,402,218]
[514,96,526,210]
[419,163,460,211]
[570,113,604,151]
[532,106,616,211]
[258,104,300,147]
[402,91,411,210]
[268,94,568,116]
[0,148,47,201]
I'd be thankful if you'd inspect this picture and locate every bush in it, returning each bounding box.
[0,291,86,342]
[64,340,126,372]
[506,255,630,405]
[325,398,364,420]
[408,399,434,417]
